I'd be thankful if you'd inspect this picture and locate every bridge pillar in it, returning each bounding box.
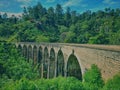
[47,58,50,79]
[41,51,44,78]
[36,47,39,65]
[54,55,57,77]
[31,46,34,65]
[26,45,30,62]
[41,62,44,78]
[21,45,24,57]
[64,55,68,77]
[26,46,29,62]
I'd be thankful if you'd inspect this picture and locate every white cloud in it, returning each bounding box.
[63,0,87,8]
[0,11,22,17]
[103,0,117,5]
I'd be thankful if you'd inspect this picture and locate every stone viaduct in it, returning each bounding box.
[15,42,120,81]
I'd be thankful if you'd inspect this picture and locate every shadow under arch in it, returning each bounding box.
[23,45,27,58]
[67,54,82,80]
[38,46,42,64]
[43,47,49,78]
[49,48,55,78]
[38,46,42,77]
[28,45,32,63]
[33,45,37,65]
[57,49,64,77]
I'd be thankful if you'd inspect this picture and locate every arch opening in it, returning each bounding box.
[38,46,42,64]
[49,48,55,78]
[23,45,27,58]
[43,47,49,78]
[67,54,82,80]
[57,50,64,77]
[33,46,37,65]
[28,45,32,63]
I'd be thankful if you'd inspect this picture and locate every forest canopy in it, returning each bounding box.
[0,2,120,44]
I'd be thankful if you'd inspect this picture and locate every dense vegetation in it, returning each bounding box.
[0,2,120,90]
[0,42,39,87]
[0,2,120,44]
[0,42,120,90]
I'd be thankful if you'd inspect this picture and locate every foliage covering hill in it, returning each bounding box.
[0,2,120,44]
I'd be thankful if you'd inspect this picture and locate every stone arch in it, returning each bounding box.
[57,49,64,77]
[43,47,49,78]
[33,45,37,65]
[67,54,82,80]
[49,48,55,78]
[28,45,32,63]
[23,45,27,58]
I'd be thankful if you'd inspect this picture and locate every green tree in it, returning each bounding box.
[83,64,104,90]
[103,73,120,90]
[2,13,8,20]
[0,42,39,80]
[47,7,55,26]
[71,11,77,24]
[64,7,71,27]
[55,4,63,25]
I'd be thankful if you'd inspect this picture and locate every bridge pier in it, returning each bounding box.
[41,56,44,78]
[47,58,50,79]
[64,55,68,77]
[54,55,57,77]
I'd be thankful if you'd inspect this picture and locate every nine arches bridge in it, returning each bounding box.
[15,42,120,80]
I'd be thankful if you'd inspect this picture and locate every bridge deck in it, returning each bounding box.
[17,42,120,52]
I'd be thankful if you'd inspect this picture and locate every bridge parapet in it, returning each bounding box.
[16,42,120,51]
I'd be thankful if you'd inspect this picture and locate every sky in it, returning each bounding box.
[0,0,120,16]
